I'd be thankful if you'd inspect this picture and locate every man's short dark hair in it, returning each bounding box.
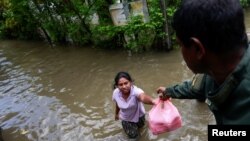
[172,0,248,54]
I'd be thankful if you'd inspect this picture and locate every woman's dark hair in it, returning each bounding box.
[113,71,133,89]
[172,0,248,54]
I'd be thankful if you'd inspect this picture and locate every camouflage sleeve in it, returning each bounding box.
[164,74,206,100]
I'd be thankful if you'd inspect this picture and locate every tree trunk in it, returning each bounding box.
[31,0,53,45]
[159,0,172,51]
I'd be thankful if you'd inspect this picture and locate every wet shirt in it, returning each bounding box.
[112,85,145,123]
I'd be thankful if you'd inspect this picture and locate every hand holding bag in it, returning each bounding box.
[148,98,182,135]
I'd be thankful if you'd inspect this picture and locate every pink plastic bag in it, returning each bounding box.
[148,98,182,135]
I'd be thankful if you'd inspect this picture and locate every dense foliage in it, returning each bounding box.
[0,0,249,52]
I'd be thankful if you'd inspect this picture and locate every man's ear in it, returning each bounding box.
[190,37,205,60]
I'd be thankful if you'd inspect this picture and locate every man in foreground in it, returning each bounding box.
[157,0,250,124]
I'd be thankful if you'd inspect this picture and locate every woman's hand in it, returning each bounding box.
[156,86,170,100]
[152,99,158,105]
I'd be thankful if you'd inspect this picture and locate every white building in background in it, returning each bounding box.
[109,0,149,26]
